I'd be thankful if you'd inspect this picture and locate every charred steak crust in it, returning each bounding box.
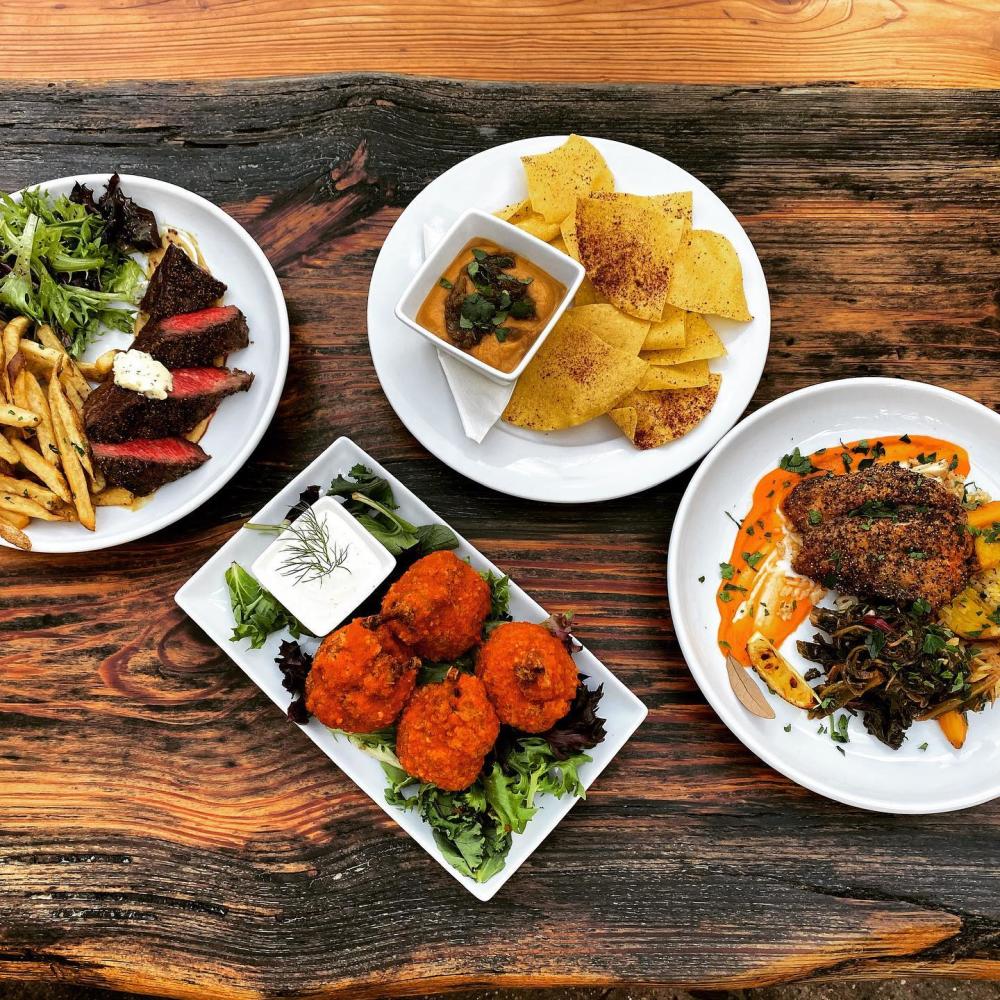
[132,305,249,367]
[783,462,960,532]
[782,464,974,608]
[92,438,209,495]
[84,367,254,444]
[140,244,227,320]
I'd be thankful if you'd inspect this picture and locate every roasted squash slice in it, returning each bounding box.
[938,566,1000,641]
[746,632,818,710]
[969,501,1000,571]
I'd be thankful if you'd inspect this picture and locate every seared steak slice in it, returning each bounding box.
[140,244,227,320]
[93,437,209,495]
[783,463,960,532]
[84,367,254,443]
[132,305,249,366]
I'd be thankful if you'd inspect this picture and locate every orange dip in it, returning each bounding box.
[717,435,970,664]
[416,240,566,373]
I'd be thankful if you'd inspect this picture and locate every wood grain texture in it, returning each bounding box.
[1,75,999,998]
[2,0,999,88]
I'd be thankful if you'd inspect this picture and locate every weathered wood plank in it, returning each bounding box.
[0,75,999,998]
[3,0,999,88]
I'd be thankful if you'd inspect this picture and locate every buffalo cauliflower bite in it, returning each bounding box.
[476,621,579,732]
[305,617,418,733]
[395,671,500,791]
[380,550,491,661]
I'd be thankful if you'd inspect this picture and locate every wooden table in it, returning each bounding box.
[1,31,999,1000]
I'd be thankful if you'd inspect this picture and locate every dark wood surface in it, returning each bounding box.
[1,76,999,999]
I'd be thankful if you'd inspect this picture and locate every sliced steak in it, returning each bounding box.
[132,305,249,366]
[84,367,254,443]
[140,243,227,320]
[93,437,209,495]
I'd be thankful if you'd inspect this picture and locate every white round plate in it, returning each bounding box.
[8,174,288,553]
[668,377,1000,814]
[368,136,770,503]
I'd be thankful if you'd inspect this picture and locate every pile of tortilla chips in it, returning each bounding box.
[496,135,751,450]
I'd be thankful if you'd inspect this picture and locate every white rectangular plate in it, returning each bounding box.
[175,436,648,900]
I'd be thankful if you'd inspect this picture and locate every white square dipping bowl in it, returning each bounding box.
[393,208,585,385]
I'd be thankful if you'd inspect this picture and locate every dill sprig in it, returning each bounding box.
[246,506,352,585]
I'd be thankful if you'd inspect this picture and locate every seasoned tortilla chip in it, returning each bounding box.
[549,235,569,255]
[503,312,648,431]
[610,375,722,450]
[561,209,580,261]
[575,194,686,321]
[521,134,611,224]
[666,230,751,321]
[516,215,562,242]
[643,303,687,350]
[573,274,607,307]
[651,191,692,225]
[642,314,725,365]
[638,358,711,390]
[495,199,531,223]
[571,304,649,355]
[593,164,615,193]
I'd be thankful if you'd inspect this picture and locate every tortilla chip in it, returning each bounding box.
[521,135,611,224]
[573,275,607,307]
[503,312,648,431]
[549,236,569,255]
[610,375,722,450]
[638,359,711,390]
[642,314,725,365]
[666,230,751,321]
[561,209,580,261]
[571,304,650,355]
[516,214,562,242]
[593,164,616,193]
[652,191,692,225]
[495,199,531,223]
[575,193,686,321]
[643,303,687,350]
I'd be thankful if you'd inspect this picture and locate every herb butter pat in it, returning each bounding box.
[251,496,395,637]
[113,349,174,400]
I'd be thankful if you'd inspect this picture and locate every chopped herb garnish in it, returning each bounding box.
[807,509,822,526]
[778,447,817,476]
[720,562,735,580]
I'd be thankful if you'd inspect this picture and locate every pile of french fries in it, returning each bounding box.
[0,316,134,550]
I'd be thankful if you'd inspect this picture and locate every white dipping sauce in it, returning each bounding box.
[251,495,395,637]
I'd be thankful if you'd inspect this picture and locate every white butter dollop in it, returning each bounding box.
[113,350,173,400]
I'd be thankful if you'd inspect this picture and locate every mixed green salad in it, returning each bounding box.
[0,176,158,356]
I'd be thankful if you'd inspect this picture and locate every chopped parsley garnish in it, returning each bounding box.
[778,447,816,476]
[438,276,453,290]
[807,509,822,526]
[719,562,735,580]
[742,551,763,569]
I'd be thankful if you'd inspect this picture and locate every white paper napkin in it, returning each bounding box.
[423,223,514,443]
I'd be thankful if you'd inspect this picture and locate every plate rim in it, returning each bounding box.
[175,434,649,900]
[6,172,289,554]
[667,375,1000,815]
[367,134,770,504]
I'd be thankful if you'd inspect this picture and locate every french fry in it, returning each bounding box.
[0,511,31,529]
[185,415,211,444]
[62,377,85,416]
[0,492,66,521]
[20,340,63,378]
[77,349,119,382]
[0,433,19,465]
[0,517,31,551]
[10,438,71,504]
[49,375,95,531]
[94,487,135,507]
[1,316,28,401]
[0,402,40,429]
[48,362,96,486]
[38,325,92,400]
[0,475,64,510]
[22,371,58,466]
